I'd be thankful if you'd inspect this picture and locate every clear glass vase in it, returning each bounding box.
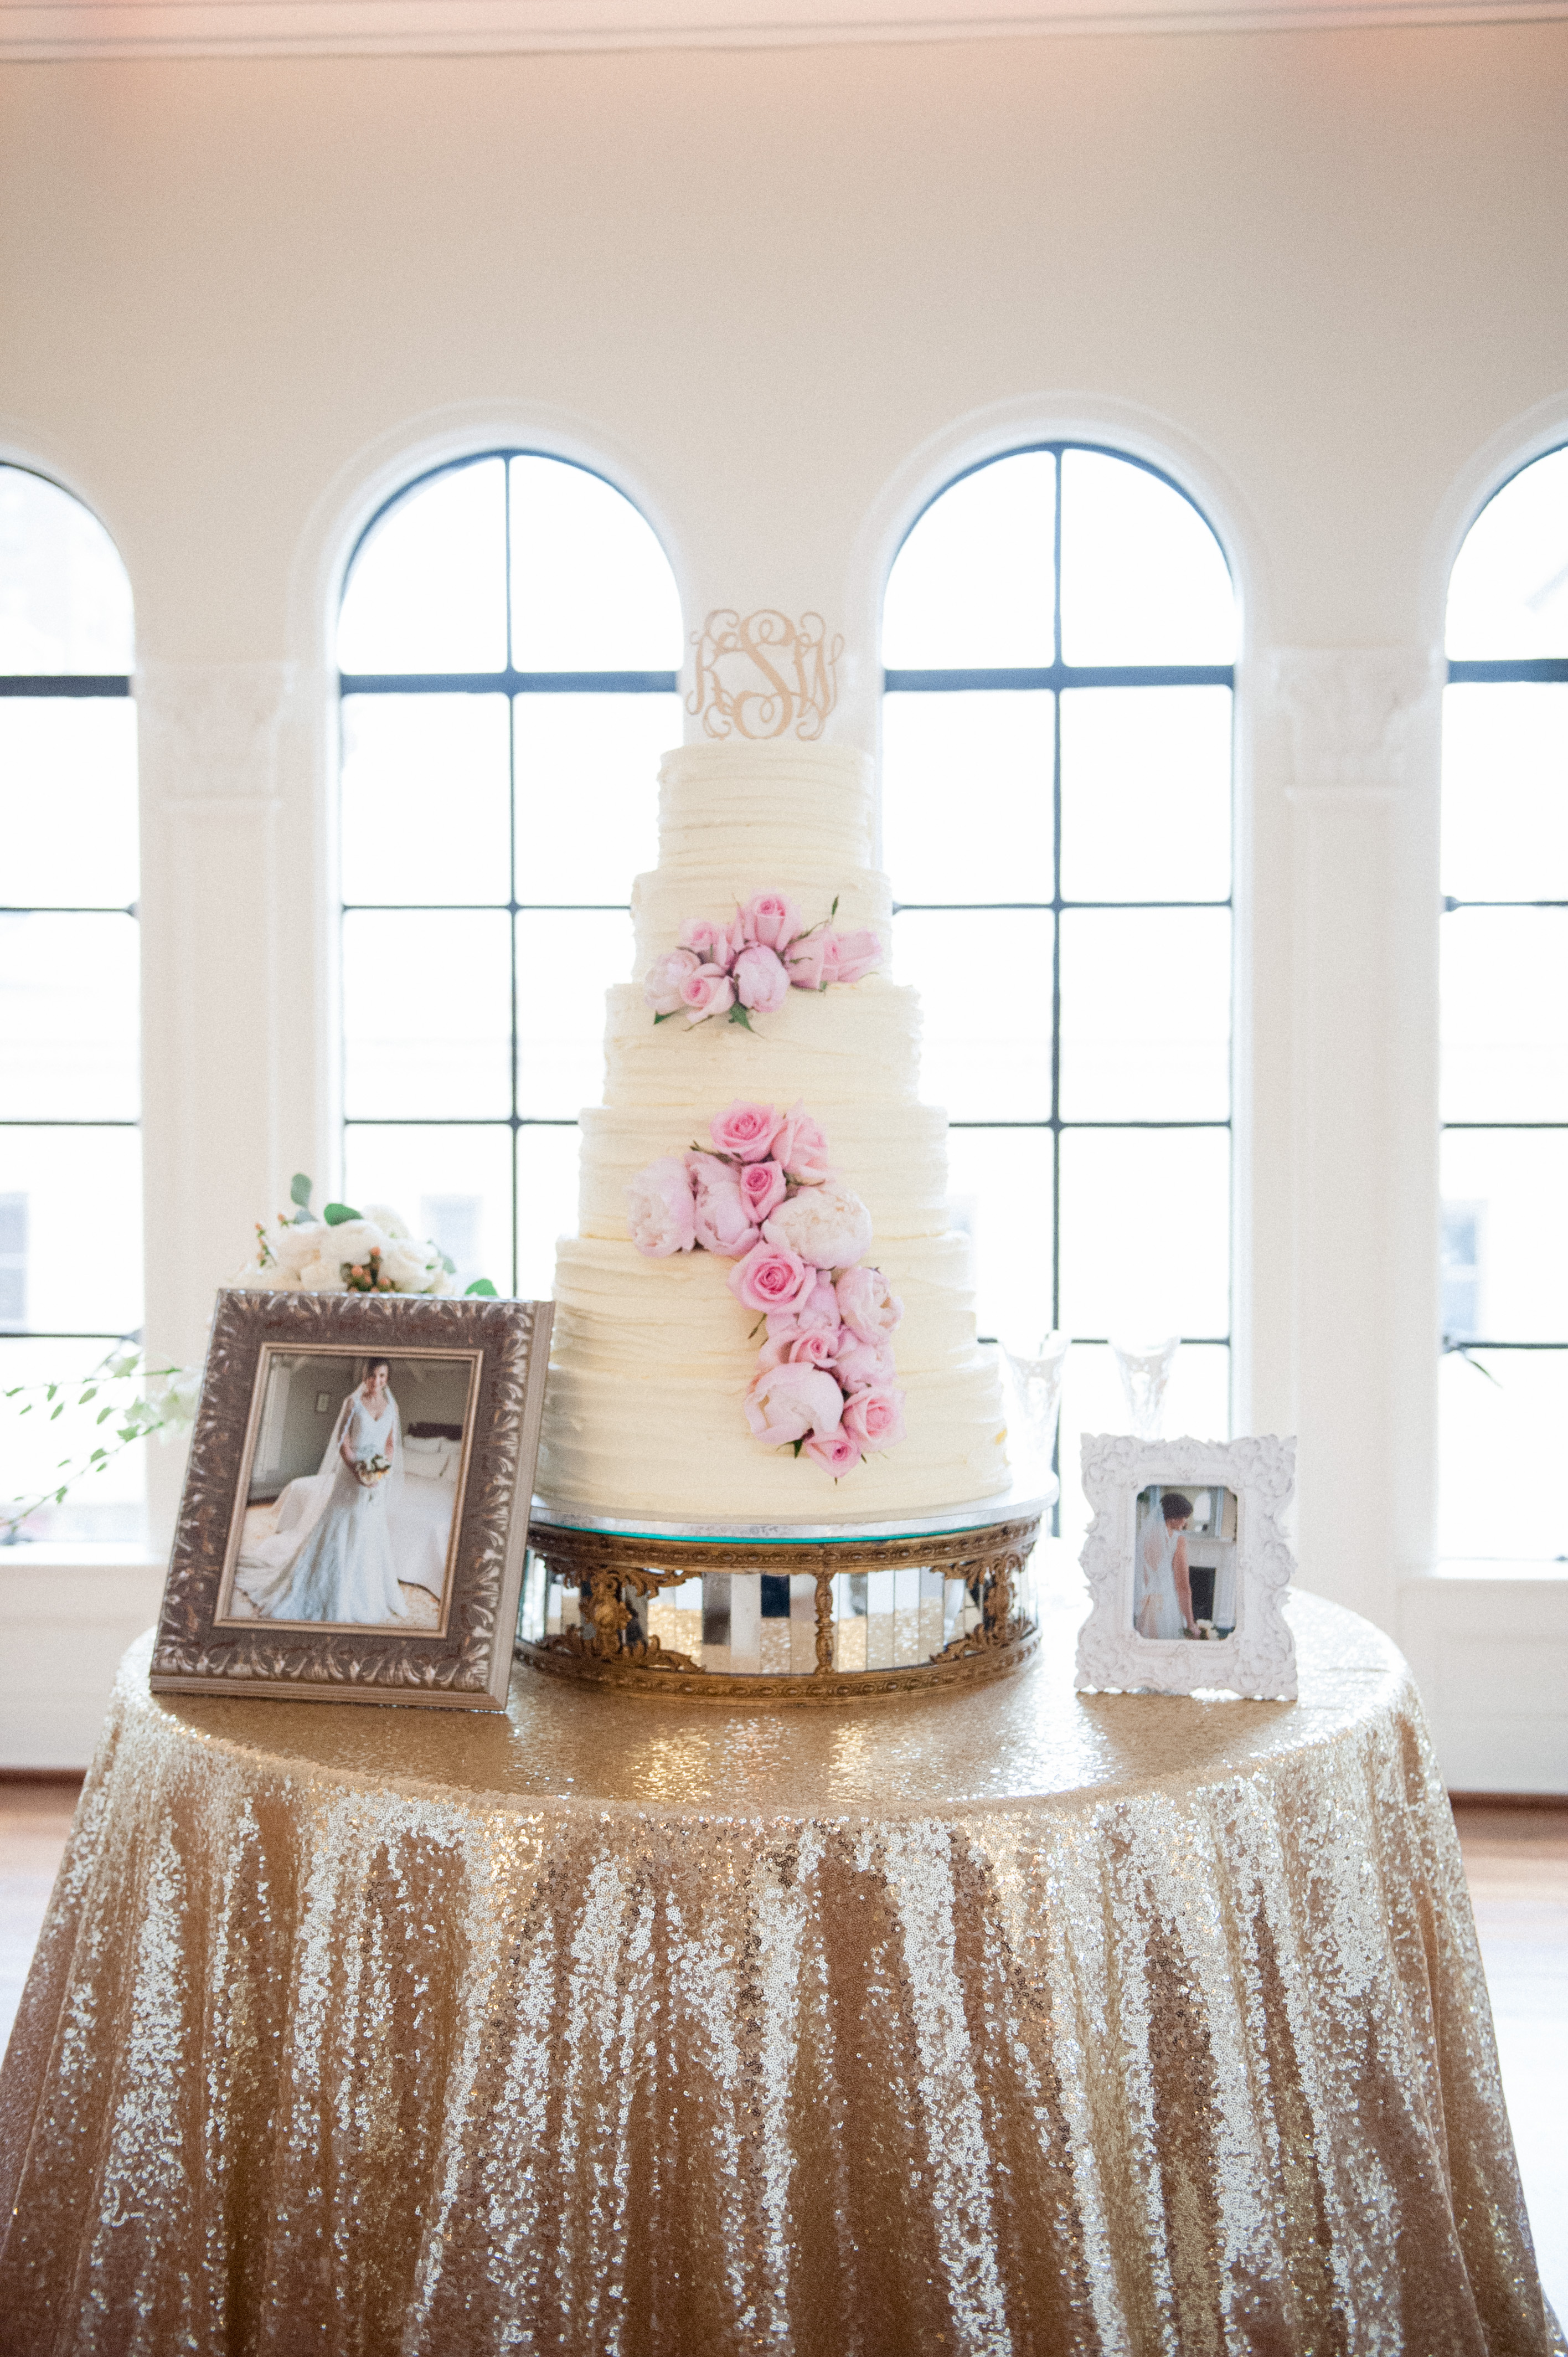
[1000,1331,1070,1500]
[1110,1334,1180,1440]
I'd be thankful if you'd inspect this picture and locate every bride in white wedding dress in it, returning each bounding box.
[236,1360,409,1624]
[1134,1490,1199,1641]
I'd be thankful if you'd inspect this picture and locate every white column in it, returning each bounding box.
[1258,647,1442,1633]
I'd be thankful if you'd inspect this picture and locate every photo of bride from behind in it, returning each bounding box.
[1133,1488,1200,1641]
[233,1358,422,1625]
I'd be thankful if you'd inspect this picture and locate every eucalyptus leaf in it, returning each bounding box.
[439,1252,456,1275]
[323,1202,362,1227]
[290,1173,313,1210]
[465,1279,498,1299]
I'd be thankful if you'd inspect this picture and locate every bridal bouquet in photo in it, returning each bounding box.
[355,1452,393,1489]
[627,1098,906,1476]
[642,891,882,1031]
[231,1176,498,1298]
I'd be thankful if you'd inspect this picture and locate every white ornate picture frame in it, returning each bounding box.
[1074,1434,1298,1700]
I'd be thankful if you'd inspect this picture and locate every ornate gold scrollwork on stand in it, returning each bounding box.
[687,609,844,743]
[515,1513,1043,1702]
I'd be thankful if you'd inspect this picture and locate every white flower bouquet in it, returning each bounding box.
[355,1452,393,1489]
[231,1176,497,1299]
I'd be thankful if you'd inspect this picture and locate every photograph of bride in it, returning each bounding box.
[1132,1483,1239,1643]
[219,1347,478,1632]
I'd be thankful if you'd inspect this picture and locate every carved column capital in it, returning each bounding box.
[135,660,297,805]
[1265,646,1442,792]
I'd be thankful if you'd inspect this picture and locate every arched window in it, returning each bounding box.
[0,464,140,1538]
[337,452,681,1294]
[1440,442,1568,1562]
[881,444,1235,1537]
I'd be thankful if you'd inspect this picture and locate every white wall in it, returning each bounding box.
[2,25,1565,1779]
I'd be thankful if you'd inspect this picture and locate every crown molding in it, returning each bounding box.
[2,0,1564,63]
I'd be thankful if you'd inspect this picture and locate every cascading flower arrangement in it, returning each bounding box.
[642,891,882,1030]
[626,1099,906,1475]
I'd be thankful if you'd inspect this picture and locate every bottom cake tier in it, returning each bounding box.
[537,1231,1012,1523]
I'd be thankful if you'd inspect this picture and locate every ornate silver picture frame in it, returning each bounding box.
[150,1288,553,1710]
[1074,1433,1298,1700]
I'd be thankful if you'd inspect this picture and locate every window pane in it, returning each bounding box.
[1059,908,1230,1121]
[882,452,1055,670]
[1441,1129,1568,1341]
[341,694,510,905]
[946,1126,1054,1347]
[0,1126,142,1332]
[338,459,507,675]
[0,1335,148,1543]
[515,910,631,1118]
[0,701,138,907]
[514,694,674,904]
[1441,909,1568,1121]
[517,1123,582,1303]
[0,467,133,673]
[1440,683,1568,903]
[509,457,681,673]
[1058,1340,1229,1548]
[343,910,511,1119]
[1440,1347,1568,1560]
[1060,687,1231,903]
[894,909,1053,1120]
[343,1123,513,1296]
[0,912,140,1120]
[1059,451,1235,666]
[1057,1128,1230,1340]
[883,691,1053,904]
[1446,444,1568,661]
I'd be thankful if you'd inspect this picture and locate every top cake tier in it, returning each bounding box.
[632,740,893,973]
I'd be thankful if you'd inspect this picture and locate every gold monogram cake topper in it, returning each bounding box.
[687,609,843,743]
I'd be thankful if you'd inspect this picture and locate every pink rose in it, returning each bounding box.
[679,964,736,1024]
[709,1100,783,1161]
[785,934,827,992]
[787,1326,843,1371]
[803,1429,861,1474]
[626,1156,696,1257]
[686,1152,758,1257]
[733,943,790,1015]
[678,917,733,969]
[842,1385,907,1451]
[835,1263,904,1343]
[643,947,701,1015]
[744,1362,846,1446]
[772,1101,833,1183]
[738,1159,787,1222]
[824,928,882,986]
[834,1331,896,1389]
[728,1239,813,1314]
[740,891,803,952]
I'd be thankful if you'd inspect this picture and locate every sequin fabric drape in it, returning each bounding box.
[0,1594,1556,2357]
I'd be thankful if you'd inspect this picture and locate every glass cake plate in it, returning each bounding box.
[527,1474,1056,1548]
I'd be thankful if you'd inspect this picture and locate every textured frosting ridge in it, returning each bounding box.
[537,739,1011,1524]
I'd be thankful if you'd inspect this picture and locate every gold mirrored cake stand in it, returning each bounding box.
[514,1481,1054,1701]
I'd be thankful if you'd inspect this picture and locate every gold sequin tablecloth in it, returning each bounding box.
[0,1592,1556,2357]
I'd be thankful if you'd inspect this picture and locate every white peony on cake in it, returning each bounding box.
[534,738,1011,1525]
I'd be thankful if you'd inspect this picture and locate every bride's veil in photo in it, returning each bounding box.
[1136,1490,1168,1613]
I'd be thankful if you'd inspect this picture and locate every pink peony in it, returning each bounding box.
[798,1273,841,1327]
[728,1239,813,1314]
[841,1385,907,1451]
[740,891,803,952]
[784,934,828,992]
[738,1159,787,1223]
[764,1179,873,1272]
[709,1100,783,1162]
[824,927,883,986]
[744,1362,847,1446]
[834,1331,897,1390]
[803,1428,861,1474]
[643,947,701,1015]
[679,964,736,1023]
[678,917,733,969]
[686,1152,758,1257]
[626,1156,697,1257]
[772,1101,833,1183]
[835,1263,904,1343]
[733,943,790,1015]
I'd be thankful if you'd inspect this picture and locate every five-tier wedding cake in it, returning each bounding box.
[534,732,1012,1525]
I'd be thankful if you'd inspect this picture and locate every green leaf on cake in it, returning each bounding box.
[322,1202,361,1227]
[652,1011,679,1025]
[728,1005,754,1032]
[465,1278,498,1298]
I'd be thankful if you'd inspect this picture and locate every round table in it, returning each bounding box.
[0,1590,1555,2356]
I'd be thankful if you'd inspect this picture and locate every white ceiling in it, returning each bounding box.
[2,0,1561,62]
